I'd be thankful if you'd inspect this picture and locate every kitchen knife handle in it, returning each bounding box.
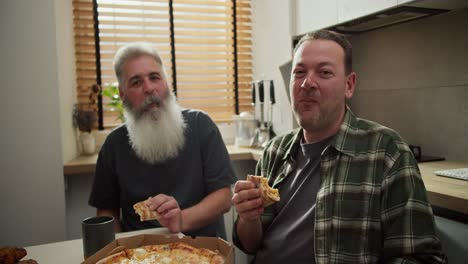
[269,80,275,104]
[258,80,264,103]
[251,81,256,104]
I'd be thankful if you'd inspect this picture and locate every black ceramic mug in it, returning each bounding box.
[82,216,115,259]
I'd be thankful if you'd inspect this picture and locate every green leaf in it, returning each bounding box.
[102,84,125,123]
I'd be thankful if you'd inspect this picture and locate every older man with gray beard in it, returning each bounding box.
[89,42,236,238]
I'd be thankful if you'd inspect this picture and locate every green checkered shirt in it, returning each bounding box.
[234,108,446,263]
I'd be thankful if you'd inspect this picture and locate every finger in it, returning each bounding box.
[233,180,256,193]
[234,197,263,214]
[162,207,181,219]
[156,198,179,214]
[232,188,261,205]
[146,194,172,210]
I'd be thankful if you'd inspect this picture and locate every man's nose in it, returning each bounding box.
[301,72,317,90]
[142,78,155,94]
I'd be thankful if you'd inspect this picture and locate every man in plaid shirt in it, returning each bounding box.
[231,30,446,263]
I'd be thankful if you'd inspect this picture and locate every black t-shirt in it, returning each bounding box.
[89,109,236,238]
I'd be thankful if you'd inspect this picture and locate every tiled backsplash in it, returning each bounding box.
[349,8,468,161]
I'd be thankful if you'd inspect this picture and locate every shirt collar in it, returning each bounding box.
[283,106,360,161]
[281,128,302,161]
[327,106,360,157]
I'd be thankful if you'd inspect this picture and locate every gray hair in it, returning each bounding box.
[113,42,166,90]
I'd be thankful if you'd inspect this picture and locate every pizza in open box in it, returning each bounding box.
[96,242,224,264]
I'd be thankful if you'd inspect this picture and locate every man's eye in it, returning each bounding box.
[319,70,333,77]
[130,79,142,87]
[149,74,160,81]
[293,70,305,77]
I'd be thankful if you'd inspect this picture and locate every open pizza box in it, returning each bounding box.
[82,234,234,264]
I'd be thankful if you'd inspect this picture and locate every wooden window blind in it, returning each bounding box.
[235,0,253,114]
[72,0,252,128]
[73,0,98,114]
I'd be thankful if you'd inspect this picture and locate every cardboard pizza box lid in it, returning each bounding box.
[82,234,233,264]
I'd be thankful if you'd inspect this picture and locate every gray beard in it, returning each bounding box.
[124,94,186,164]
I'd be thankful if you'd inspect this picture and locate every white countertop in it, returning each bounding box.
[24,228,175,263]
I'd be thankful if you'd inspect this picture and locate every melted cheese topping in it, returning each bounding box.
[101,243,223,264]
[127,254,172,264]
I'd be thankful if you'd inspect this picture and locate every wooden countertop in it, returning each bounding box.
[418,161,468,215]
[63,148,468,215]
[63,145,263,175]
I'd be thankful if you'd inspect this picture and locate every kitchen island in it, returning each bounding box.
[64,146,468,217]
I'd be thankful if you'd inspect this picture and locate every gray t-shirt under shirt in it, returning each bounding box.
[253,138,330,264]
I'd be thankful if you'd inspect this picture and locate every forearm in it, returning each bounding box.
[97,208,122,233]
[181,187,232,232]
[236,217,263,253]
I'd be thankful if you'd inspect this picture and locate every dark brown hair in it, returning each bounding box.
[294,30,353,74]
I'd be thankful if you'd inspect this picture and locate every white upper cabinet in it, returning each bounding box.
[293,0,466,36]
[293,0,420,36]
[294,0,338,36]
[398,0,416,4]
[337,0,398,23]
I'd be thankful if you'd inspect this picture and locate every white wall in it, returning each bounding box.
[252,0,295,135]
[56,0,79,163]
[0,0,67,246]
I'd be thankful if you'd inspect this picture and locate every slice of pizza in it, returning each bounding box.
[143,244,172,261]
[96,246,163,264]
[196,247,225,264]
[0,246,27,264]
[133,198,161,221]
[247,175,280,207]
[95,249,128,264]
[169,242,202,263]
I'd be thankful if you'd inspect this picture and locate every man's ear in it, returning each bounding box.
[345,72,356,99]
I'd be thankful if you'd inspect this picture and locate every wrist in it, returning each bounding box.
[180,209,189,232]
[238,215,261,225]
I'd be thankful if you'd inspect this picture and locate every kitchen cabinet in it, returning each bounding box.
[294,0,466,36]
[295,0,338,35]
[398,0,415,4]
[337,0,397,23]
[294,0,415,35]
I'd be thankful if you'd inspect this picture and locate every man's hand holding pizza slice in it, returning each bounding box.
[133,194,183,233]
[246,175,280,207]
[232,175,280,253]
[232,175,280,222]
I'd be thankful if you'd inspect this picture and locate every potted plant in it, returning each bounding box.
[73,105,97,155]
[102,83,124,123]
